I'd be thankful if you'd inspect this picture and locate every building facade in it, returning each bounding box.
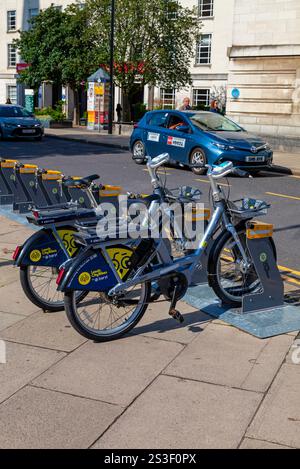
[151,0,235,111]
[226,0,300,137]
[0,0,75,107]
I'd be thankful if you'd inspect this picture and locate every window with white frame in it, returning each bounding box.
[193,89,210,107]
[196,34,212,65]
[160,88,175,109]
[198,0,214,18]
[7,10,16,31]
[8,44,17,67]
[166,0,179,19]
[7,85,17,104]
[29,8,39,19]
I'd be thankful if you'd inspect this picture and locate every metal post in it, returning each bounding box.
[108,0,115,135]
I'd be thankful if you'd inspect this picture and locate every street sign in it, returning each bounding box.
[24,89,34,113]
[16,63,30,74]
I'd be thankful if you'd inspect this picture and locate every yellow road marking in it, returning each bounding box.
[143,169,171,175]
[289,175,300,180]
[196,178,231,188]
[266,192,300,201]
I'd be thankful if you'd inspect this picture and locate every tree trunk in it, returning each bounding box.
[122,92,131,122]
[73,88,80,126]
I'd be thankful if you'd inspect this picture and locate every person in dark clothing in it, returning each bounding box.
[5,98,12,104]
[210,100,219,113]
[116,103,123,123]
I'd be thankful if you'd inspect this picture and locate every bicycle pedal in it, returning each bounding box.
[169,309,184,323]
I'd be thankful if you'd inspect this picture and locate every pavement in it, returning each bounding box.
[45,127,300,176]
[0,213,300,449]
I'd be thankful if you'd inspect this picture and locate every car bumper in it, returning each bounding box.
[2,127,44,138]
[215,150,273,168]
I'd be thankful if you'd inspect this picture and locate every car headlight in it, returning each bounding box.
[212,142,235,151]
[3,123,17,129]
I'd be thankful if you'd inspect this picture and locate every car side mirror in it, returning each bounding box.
[176,125,190,133]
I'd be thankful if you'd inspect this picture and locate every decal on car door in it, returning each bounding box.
[167,136,186,148]
[147,132,160,142]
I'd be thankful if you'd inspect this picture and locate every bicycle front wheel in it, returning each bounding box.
[209,228,272,307]
[64,281,151,342]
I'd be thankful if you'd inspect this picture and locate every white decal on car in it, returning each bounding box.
[147,132,160,143]
[167,136,186,148]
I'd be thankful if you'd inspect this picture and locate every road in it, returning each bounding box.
[1,136,300,274]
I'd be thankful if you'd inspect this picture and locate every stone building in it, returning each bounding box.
[226,0,300,138]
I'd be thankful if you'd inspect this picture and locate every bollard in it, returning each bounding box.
[16,163,49,209]
[0,159,32,212]
[0,159,14,205]
[40,170,70,206]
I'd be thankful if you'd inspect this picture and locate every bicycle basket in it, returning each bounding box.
[168,186,202,203]
[229,198,270,219]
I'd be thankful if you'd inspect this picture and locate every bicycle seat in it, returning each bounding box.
[63,174,100,189]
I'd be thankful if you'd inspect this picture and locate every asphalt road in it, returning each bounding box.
[1,136,300,273]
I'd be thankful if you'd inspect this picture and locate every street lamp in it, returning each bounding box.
[108,0,115,135]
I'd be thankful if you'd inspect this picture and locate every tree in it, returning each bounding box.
[86,0,201,118]
[14,4,99,123]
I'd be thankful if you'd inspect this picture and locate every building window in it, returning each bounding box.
[166,0,179,19]
[7,10,16,31]
[7,85,17,104]
[29,8,39,19]
[8,44,17,68]
[198,0,214,18]
[160,88,175,109]
[193,89,210,107]
[196,34,212,65]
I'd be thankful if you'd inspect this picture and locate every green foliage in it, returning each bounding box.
[14,4,99,91]
[132,102,147,121]
[86,0,201,94]
[34,101,66,121]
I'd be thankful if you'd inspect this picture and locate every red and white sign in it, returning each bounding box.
[16,63,30,74]
[167,136,186,148]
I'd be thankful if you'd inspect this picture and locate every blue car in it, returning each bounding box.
[130,110,273,175]
[0,105,44,141]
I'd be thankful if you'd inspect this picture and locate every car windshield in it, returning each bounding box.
[0,106,33,118]
[189,113,243,132]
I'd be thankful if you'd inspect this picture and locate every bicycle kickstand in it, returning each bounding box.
[168,285,184,324]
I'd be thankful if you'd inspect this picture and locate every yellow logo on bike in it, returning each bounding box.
[78,272,91,286]
[107,247,134,280]
[57,229,78,257]
[30,249,42,263]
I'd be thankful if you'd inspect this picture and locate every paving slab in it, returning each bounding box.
[0,341,65,404]
[164,323,293,392]
[131,300,212,344]
[33,336,183,406]
[1,310,87,352]
[93,375,262,449]
[247,364,300,448]
[0,263,18,286]
[240,437,292,449]
[0,311,27,331]
[0,229,32,245]
[0,280,39,316]
[0,386,121,449]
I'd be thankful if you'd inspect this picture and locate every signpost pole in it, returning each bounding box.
[108,0,115,135]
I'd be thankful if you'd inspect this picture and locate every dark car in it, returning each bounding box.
[130,110,273,174]
[0,105,44,141]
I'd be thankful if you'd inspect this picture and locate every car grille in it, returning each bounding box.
[13,126,41,137]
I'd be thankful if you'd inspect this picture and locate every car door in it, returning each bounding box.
[163,113,193,164]
[143,111,170,157]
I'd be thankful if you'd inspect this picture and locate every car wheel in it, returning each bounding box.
[190,148,207,175]
[132,140,146,164]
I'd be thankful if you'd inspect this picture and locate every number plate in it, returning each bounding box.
[246,155,265,163]
[22,129,35,134]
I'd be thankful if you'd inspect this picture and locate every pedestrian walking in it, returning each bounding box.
[116,103,123,123]
[210,100,219,113]
[5,98,12,104]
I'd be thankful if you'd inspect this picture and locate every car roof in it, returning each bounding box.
[147,110,211,116]
[0,104,22,108]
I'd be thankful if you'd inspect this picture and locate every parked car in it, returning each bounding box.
[130,110,273,175]
[0,105,44,141]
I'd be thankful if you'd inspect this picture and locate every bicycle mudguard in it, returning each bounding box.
[59,247,119,292]
[14,226,79,267]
